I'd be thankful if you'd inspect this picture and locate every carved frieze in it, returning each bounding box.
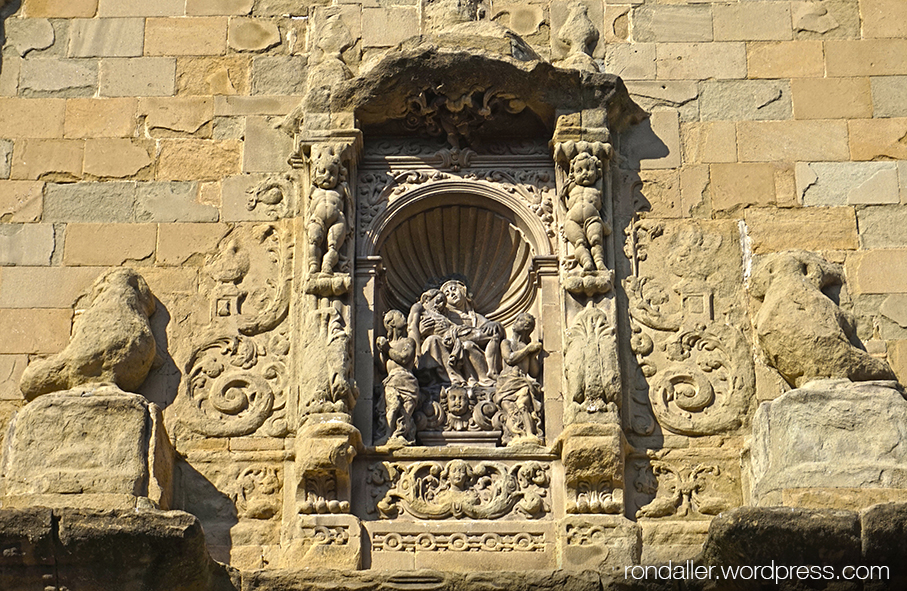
[623,220,754,436]
[367,459,550,520]
[372,531,546,552]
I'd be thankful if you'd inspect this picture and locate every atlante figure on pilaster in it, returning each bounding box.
[304,143,355,297]
[553,138,615,296]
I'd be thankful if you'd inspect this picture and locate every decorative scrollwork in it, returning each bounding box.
[370,460,550,520]
[635,460,733,520]
[177,334,287,437]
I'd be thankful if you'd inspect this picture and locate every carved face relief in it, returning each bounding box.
[570,154,600,187]
[440,280,467,310]
[447,387,469,417]
[313,159,340,190]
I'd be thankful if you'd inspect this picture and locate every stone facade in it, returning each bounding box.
[0,0,906,589]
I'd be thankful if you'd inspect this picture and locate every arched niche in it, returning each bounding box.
[362,180,553,326]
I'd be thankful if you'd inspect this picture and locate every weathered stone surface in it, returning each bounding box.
[0,181,43,222]
[737,120,849,162]
[621,109,680,170]
[857,205,907,249]
[699,506,861,570]
[69,17,145,57]
[19,58,98,98]
[62,223,156,266]
[862,0,907,39]
[156,140,242,181]
[136,181,219,222]
[0,224,55,266]
[699,79,790,121]
[0,98,64,138]
[251,55,307,95]
[19,268,157,398]
[745,207,858,253]
[10,139,84,181]
[0,140,12,179]
[827,39,907,76]
[177,56,251,96]
[751,380,904,505]
[715,2,792,42]
[791,76,873,119]
[872,76,907,118]
[214,95,297,115]
[882,295,907,329]
[794,0,861,40]
[632,5,712,43]
[797,161,901,207]
[243,116,294,173]
[655,42,746,80]
[361,7,419,47]
[141,97,214,137]
[43,181,136,222]
[0,56,20,97]
[847,249,907,294]
[604,43,655,81]
[4,17,56,57]
[625,80,698,121]
[23,0,97,17]
[100,57,176,97]
[188,0,253,15]
[751,252,896,386]
[97,0,184,17]
[64,97,137,138]
[0,355,29,400]
[0,266,104,308]
[156,222,230,265]
[145,17,228,56]
[680,164,709,217]
[849,118,907,161]
[0,309,72,354]
[228,18,281,52]
[747,40,825,79]
[83,138,153,178]
[635,169,680,217]
[680,121,736,164]
[710,163,784,212]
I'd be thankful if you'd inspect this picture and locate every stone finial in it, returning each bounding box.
[751,250,897,387]
[557,2,600,72]
[20,268,159,401]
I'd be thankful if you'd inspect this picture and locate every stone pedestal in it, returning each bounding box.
[557,422,625,515]
[0,385,174,510]
[750,379,907,509]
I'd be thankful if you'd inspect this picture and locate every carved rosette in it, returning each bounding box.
[624,219,755,436]
[367,460,550,520]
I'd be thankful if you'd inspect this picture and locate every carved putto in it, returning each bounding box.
[494,313,544,445]
[20,268,158,400]
[305,143,352,296]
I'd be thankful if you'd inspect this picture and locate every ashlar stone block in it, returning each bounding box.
[681,121,736,164]
[19,59,98,98]
[737,120,849,162]
[604,44,655,81]
[710,163,779,212]
[751,380,907,509]
[0,224,55,266]
[141,97,214,137]
[847,249,907,294]
[251,56,307,95]
[620,109,681,170]
[713,2,792,41]
[23,0,98,18]
[362,7,418,47]
[69,18,145,57]
[83,139,153,179]
[826,40,907,76]
[0,309,72,354]
[10,139,84,182]
[243,116,294,173]
[791,77,872,120]
[699,80,791,121]
[861,0,907,39]
[156,139,241,181]
[62,223,156,266]
[97,0,185,17]
[0,181,43,223]
[187,0,254,15]
[849,118,907,161]
[156,222,230,265]
[228,18,282,52]
[632,5,713,43]
[177,56,251,96]
[145,18,228,56]
[100,57,176,97]
[747,41,824,79]
[135,181,219,223]
[43,181,136,223]
[856,205,907,249]
[745,206,858,253]
[655,42,746,80]
[64,98,137,138]
[0,386,173,511]
[0,266,105,309]
[796,162,900,207]
[4,18,56,57]
[0,141,11,180]
[872,76,907,118]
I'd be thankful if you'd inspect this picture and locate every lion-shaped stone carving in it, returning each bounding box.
[20,268,158,400]
[750,250,896,387]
